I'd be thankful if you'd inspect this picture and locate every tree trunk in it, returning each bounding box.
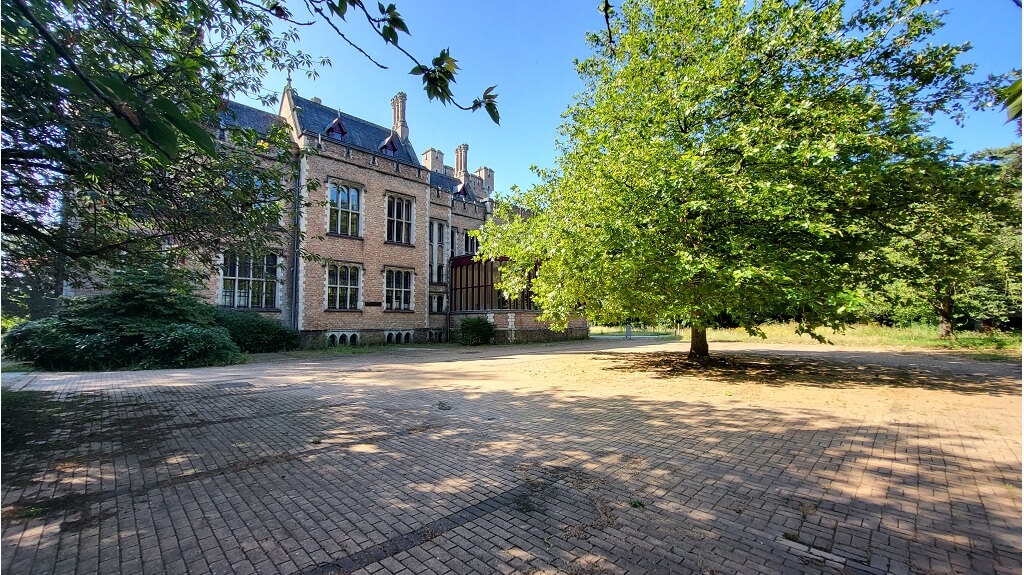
[688,326,709,359]
[937,295,954,339]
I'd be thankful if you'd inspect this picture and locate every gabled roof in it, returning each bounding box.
[291,94,420,166]
[455,184,480,203]
[219,100,283,135]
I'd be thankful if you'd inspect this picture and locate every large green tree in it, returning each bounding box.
[1,0,500,313]
[478,0,979,358]
[871,145,1021,335]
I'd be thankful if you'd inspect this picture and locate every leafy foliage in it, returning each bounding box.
[0,266,306,370]
[867,145,1022,334]
[212,308,300,353]
[458,317,495,346]
[478,0,981,357]
[2,0,500,304]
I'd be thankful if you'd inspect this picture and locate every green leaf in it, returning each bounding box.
[152,97,217,156]
[485,101,500,125]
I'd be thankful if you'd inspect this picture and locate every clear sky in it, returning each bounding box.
[243,0,1023,196]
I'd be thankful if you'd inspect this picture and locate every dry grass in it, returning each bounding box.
[702,322,1021,361]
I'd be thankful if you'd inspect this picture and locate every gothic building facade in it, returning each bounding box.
[201,88,588,345]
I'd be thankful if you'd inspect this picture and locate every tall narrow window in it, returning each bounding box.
[384,268,413,311]
[327,263,360,310]
[386,194,413,244]
[451,227,459,257]
[429,220,446,283]
[221,253,278,308]
[328,182,360,236]
[464,230,479,255]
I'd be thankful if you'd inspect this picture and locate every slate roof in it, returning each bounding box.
[429,170,462,192]
[219,100,283,135]
[291,95,420,167]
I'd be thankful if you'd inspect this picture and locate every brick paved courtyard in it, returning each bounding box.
[2,339,1021,575]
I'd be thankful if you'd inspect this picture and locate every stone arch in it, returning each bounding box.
[328,334,337,347]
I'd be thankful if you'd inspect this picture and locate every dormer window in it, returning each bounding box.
[326,117,347,139]
[379,133,400,157]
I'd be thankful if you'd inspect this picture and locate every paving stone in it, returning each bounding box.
[1,340,1020,575]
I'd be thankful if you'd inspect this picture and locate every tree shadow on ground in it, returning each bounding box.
[593,351,1022,396]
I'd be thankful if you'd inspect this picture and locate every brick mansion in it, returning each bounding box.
[201,87,587,345]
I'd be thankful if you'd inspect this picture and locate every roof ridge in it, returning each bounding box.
[292,94,394,134]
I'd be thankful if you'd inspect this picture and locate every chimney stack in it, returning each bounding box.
[455,143,468,176]
[391,92,409,141]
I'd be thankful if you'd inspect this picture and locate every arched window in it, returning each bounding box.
[384,269,413,311]
[328,183,361,236]
[328,334,337,347]
[327,263,360,310]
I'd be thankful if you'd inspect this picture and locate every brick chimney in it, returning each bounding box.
[454,143,468,177]
[391,92,409,141]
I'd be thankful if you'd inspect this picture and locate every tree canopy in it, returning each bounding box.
[477,0,996,357]
[1,0,499,312]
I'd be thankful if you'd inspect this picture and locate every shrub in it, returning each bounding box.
[1,265,246,371]
[142,324,243,368]
[459,317,495,345]
[3,317,80,370]
[212,308,300,353]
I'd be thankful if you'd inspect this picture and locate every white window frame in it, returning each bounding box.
[220,253,279,309]
[386,194,413,244]
[328,181,362,237]
[384,268,414,311]
[326,262,361,310]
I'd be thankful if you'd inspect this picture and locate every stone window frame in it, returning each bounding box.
[327,180,362,237]
[384,267,414,311]
[386,193,414,245]
[326,262,361,311]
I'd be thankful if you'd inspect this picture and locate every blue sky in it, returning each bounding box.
[245,0,1023,196]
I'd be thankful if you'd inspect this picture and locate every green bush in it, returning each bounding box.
[1,265,246,371]
[459,317,495,345]
[212,308,300,353]
[143,324,243,368]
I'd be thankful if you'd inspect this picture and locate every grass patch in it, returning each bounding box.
[1,360,34,373]
[700,322,1021,361]
[590,325,675,337]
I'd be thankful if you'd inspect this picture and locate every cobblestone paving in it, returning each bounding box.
[2,339,1021,575]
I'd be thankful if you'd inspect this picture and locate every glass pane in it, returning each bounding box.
[339,266,348,286]
[329,183,339,206]
[386,270,394,288]
[387,220,394,242]
[402,290,410,309]
[385,292,393,310]
[350,214,359,236]
[404,223,411,244]
[348,289,358,309]
[387,196,394,218]
[238,256,251,278]
[349,188,359,210]
[329,209,339,233]
[337,186,348,210]
[237,280,250,307]
[265,282,276,307]
[226,254,237,278]
[328,286,338,308]
[403,272,411,290]
[221,279,235,306]
[349,267,359,287]
[328,265,337,286]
